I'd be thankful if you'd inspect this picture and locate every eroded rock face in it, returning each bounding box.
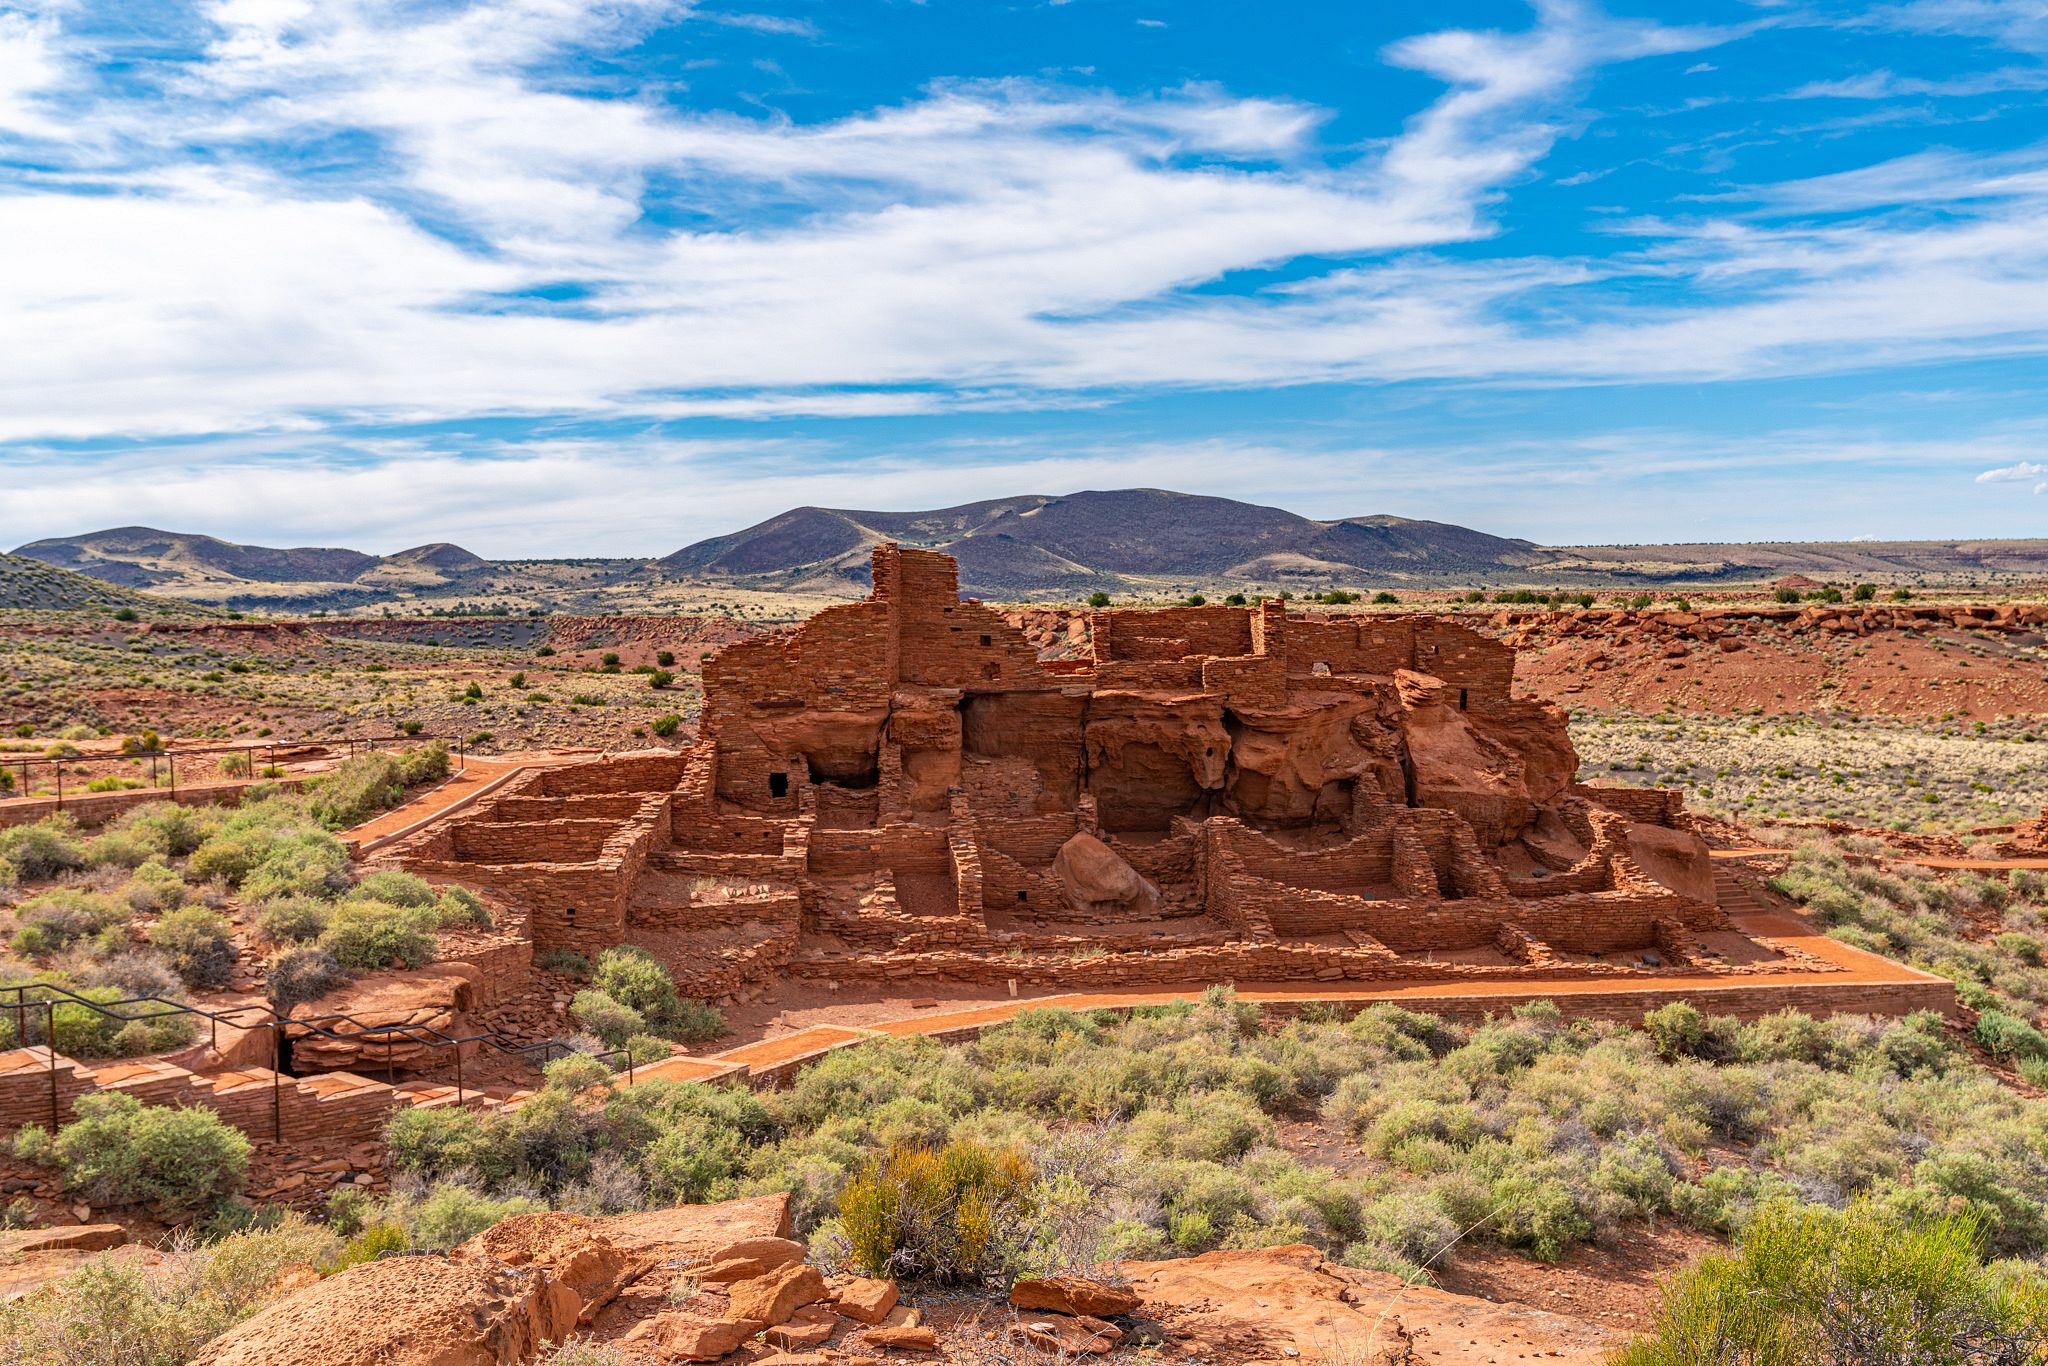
[193,1195,797,1366]
[190,1255,579,1366]
[1396,671,1576,846]
[1625,823,1717,904]
[285,967,481,1075]
[457,1213,643,1325]
[1223,697,1404,827]
[1053,832,1161,918]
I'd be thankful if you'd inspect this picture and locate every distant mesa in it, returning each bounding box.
[657,489,1544,595]
[14,492,2048,609]
[12,527,494,604]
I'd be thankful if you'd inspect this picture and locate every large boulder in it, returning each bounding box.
[458,1213,643,1325]
[1053,833,1160,918]
[191,1255,578,1366]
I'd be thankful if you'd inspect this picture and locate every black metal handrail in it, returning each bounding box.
[0,978,632,1140]
[1,734,466,811]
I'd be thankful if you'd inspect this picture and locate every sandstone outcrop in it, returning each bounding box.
[285,967,481,1075]
[193,1195,794,1366]
[1009,1274,1141,1318]
[1125,1244,1614,1366]
[191,1255,580,1366]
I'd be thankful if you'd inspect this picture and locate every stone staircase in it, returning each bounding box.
[1713,864,1770,917]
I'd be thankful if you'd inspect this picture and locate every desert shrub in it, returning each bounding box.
[540,949,592,978]
[81,952,184,1002]
[1128,1091,1273,1162]
[216,751,252,778]
[347,869,435,908]
[240,829,351,900]
[0,857,14,895]
[330,1220,409,1267]
[112,801,219,858]
[434,886,492,931]
[624,1034,671,1066]
[386,1181,546,1250]
[318,900,436,971]
[11,888,126,956]
[0,818,85,880]
[0,983,197,1058]
[570,989,645,1047]
[15,1092,249,1215]
[189,801,347,897]
[82,829,153,870]
[1974,1008,2048,1062]
[304,753,404,828]
[256,896,331,943]
[1613,1200,2048,1366]
[1642,1000,1741,1062]
[667,998,725,1044]
[396,741,452,786]
[147,907,237,990]
[641,1113,748,1205]
[119,861,186,914]
[0,1212,340,1366]
[837,1138,1037,1282]
[383,1106,523,1187]
[264,946,350,1011]
[651,714,682,738]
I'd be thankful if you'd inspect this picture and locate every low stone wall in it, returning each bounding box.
[0,778,310,831]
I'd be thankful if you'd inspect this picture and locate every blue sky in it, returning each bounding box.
[3,0,2048,556]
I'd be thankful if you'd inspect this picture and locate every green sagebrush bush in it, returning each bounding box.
[111,801,221,858]
[0,818,85,880]
[255,896,330,944]
[592,946,721,1042]
[147,907,236,990]
[0,1213,339,1366]
[1612,1200,2048,1366]
[10,888,127,956]
[0,976,196,1058]
[188,800,349,898]
[14,1093,249,1216]
[318,899,436,971]
[345,871,489,931]
[264,946,350,1012]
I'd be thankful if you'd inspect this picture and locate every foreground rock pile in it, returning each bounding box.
[188,1195,1613,1366]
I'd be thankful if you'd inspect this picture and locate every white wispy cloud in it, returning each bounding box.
[3,0,2048,469]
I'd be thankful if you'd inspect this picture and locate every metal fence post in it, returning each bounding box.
[272,1014,284,1142]
[45,1003,58,1130]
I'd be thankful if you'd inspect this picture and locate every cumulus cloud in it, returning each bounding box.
[1976,459,2048,493]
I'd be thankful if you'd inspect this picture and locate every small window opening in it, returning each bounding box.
[979,634,992,646]
[1458,688,1469,710]
[768,771,790,798]
[1016,889,1028,902]
[1311,661,1331,676]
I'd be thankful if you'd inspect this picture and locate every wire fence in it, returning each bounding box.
[0,979,629,1141]
[0,734,466,812]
